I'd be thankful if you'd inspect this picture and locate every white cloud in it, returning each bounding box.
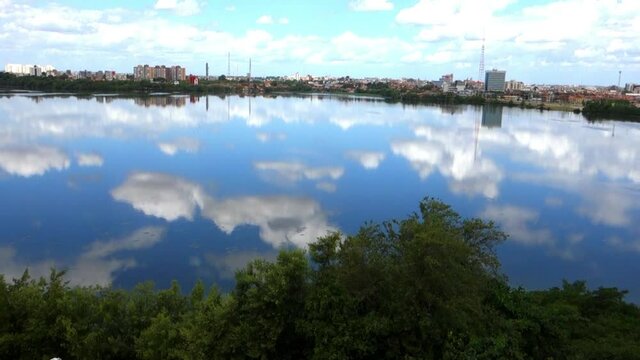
[154,0,201,16]
[316,181,337,193]
[481,204,553,246]
[278,17,289,25]
[391,125,503,198]
[254,161,344,182]
[256,132,287,142]
[0,0,638,81]
[0,145,70,177]
[70,226,165,286]
[256,15,274,25]
[111,172,337,248]
[202,195,336,248]
[111,172,207,221]
[349,0,394,11]
[202,250,278,279]
[0,226,165,286]
[346,150,385,169]
[157,137,201,156]
[76,152,104,167]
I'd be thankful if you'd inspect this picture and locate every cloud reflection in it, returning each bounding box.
[111,172,207,221]
[0,144,70,177]
[76,152,104,167]
[111,172,336,248]
[0,226,165,286]
[157,137,201,156]
[392,126,503,198]
[69,226,165,286]
[346,150,385,170]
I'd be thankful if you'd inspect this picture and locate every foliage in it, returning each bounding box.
[0,198,638,359]
[582,99,640,119]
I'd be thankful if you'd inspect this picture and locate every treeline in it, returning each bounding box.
[583,99,640,119]
[0,73,234,94]
[1,198,639,359]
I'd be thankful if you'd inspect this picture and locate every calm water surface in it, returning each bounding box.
[1,94,639,300]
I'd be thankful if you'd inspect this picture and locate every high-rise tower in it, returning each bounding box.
[478,37,485,83]
[618,70,622,89]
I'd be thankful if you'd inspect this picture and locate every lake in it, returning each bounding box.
[1,94,639,301]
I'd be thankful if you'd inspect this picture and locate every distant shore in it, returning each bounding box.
[4,72,640,120]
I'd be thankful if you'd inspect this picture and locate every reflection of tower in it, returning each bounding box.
[474,107,481,162]
[206,95,209,112]
[481,105,503,128]
[227,96,230,122]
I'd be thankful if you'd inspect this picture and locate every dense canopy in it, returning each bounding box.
[1,198,639,359]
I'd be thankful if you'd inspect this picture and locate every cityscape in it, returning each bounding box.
[4,61,640,108]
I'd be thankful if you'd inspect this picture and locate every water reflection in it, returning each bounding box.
[0,144,70,177]
[391,125,503,198]
[157,137,201,156]
[0,227,165,286]
[481,105,503,128]
[111,172,337,248]
[0,95,638,299]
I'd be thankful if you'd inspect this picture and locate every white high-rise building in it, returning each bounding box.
[4,63,56,76]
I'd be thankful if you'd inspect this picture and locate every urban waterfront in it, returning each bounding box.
[1,94,639,301]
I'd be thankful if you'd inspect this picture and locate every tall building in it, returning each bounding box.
[133,64,186,81]
[505,80,524,91]
[5,63,55,76]
[485,69,506,92]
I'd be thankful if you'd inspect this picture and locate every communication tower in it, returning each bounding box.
[478,37,485,83]
[618,70,622,89]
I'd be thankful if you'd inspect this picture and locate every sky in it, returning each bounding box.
[0,0,639,85]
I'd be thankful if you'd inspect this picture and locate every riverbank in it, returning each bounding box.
[5,72,635,119]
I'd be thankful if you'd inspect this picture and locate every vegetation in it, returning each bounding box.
[582,99,640,119]
[1,198,638,359]
[0,72,233,95]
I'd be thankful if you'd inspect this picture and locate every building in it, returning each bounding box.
[485,69,506,92]
[440,73,453,84]
[4,63,56,76]
[134,64,186,81]
[505,80,525,91]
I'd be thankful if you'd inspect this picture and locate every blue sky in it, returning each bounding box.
[0,0,639,85]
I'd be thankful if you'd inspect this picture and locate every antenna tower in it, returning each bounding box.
[227,52,230,77]
[478,37,485,82]
[618,70,622,89]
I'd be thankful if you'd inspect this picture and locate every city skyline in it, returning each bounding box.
[0,0,638,85]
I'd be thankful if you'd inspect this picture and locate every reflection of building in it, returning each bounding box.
[481,105,503,128]
[485,69,506,92]
[133,96,187,107]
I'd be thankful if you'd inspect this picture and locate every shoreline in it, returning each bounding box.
[4,79,639,121]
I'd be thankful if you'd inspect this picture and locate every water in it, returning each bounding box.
[0,94,638,300]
